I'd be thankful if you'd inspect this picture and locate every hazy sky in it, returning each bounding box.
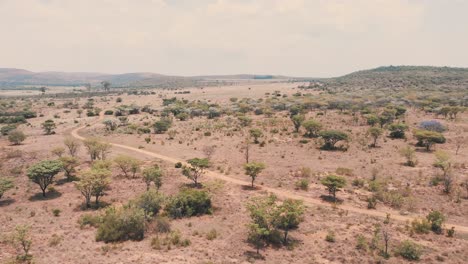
[1,0,468,77]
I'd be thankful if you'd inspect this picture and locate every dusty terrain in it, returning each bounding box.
[0,80,467,264]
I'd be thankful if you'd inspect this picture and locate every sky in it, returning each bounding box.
[1,0,468,77]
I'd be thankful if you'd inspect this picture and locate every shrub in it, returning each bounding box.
[0,177,14,199]
[1,124,17,136]
[388,123,408,139]
[206,229,218,240]
[154,216,171,233]
[325,231,336,242]
[411,218,431,234]
[132,190,164,219]
[166,189,212,218]
[104,110,114,115]
[427,211,445,234]
[52,209,61,217]
[8,129,26,145]
[96,206,145,243]
[153,119,172,134]
[174,162,182,168]
[79,213,102,228]
[396,240,422,260]
[295,179,309,191]
[400,146,417,167]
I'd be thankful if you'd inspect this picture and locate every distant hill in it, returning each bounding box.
[0,68,295,88]
[325,65,468,91]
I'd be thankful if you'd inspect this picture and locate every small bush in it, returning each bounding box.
[174,162,182,168]
[325,231,335,242]
[396,240,422,261]
[166,189,212,218]
[295,179,309,191]
[96,207,145,243]
[79,214,102,228]
[104,110,114,115]
[206,229,218,240]
[52,209,61,217]
[154,216,171,233]
[411,218,431,234]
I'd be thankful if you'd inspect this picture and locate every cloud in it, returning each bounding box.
[0,0,466,76]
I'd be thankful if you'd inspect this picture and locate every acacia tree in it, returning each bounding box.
[75,169,111,208]
[41,119,56,135]
[434,151,453,194]
[320,175,346,202]
[27,160,62,197]
[0,177,14,200]
[101,81,111,92]
[182,158,210,186]
[414,130,446,151]
[83,138,111,161]
[272,199,305,244]
[367,127,383,147]
[302,119,322,138]
[244,162,266,188]
[291,114,305,133]
[249,128,263,144]
[59,156,79,181]
[114,155,141,178]
[142,165,163,191]
[64,137,80,157]
[319,130,349,150]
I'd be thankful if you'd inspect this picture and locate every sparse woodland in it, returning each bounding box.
[0,66,468,263]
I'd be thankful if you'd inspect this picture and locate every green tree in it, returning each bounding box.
[249,128,263,144]
[365,114,379,126]
[27,160,62,197]
[59,156,79,181]
[83,138,111,161]
[414,130,446,151]
[319,130,349,150]
[244,162,266,188]
[302,119,322,137]
[182,158,210,186]
[114,155,141,178]
[320,175,346,201]
[166,189,212,218]
[101,81,111,92]
[75,169,111,208]
[142,165,163,191]
[41,119,56,135]
[13,225,32,261]
[0,177,14,199]
[291,114,305,133]
[247,223,270,254]
[8,130,26,145]
[272,199,305,243]
[238,116,253,127]
[367,127,383,147]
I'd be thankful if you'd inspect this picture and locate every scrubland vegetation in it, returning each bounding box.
[0,67,468,263]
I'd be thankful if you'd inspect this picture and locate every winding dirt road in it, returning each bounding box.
[70,114,468,233]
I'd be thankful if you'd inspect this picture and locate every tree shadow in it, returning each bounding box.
[319,195,343,204]
[0,198,15,207]
[74,201,111,211]
[55,177,78,186]
[241,185,260,191]
[28,191,62,201]
[244,251,265,261]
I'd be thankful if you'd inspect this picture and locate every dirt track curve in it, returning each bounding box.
[70,113,468,233]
